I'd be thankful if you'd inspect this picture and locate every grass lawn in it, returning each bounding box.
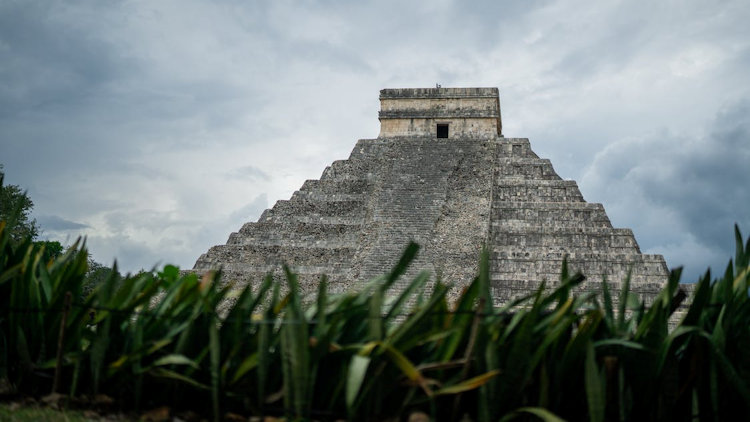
[0,403,92,421]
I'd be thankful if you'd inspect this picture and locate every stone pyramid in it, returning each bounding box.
[194,87,668,304]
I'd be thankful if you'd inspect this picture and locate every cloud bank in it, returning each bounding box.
[0,0,748,282]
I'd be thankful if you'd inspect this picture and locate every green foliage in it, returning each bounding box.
[1,214,750,420]
[0,403,90,421]
[81,256,121,297]
[0,166,39,242]
[34,240,64,265]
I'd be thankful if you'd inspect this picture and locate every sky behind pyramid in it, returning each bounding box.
[1,0,749,282]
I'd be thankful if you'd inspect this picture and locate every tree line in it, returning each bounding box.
[0,164,120,290]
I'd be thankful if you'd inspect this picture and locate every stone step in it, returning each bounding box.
[490,257,667,280]
[495,157,562,180]
[490,226,640,250]
[228,234,359,248]
[490,252,667,274]
[492,218,611,230]
[211,269,346,296]
[490,261,665,284]
[492,201,608,210]
[491,249,663,263]
[194,244,357,269]
[492,244,636,255]
[300,178,373,195]
[491,202,612,228]
[291,190,366,202]
[490,266,668,281]
[261,197,367,221]
[347,139,386,161]
[497,138,540,158]
[490,279,667,304]
[286,215,365,225]
[211,263,350,276]
[493,179,585,202]
[319,158,373,180]
[232,220,363,244]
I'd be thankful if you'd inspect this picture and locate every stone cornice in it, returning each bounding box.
[379,87,499,99]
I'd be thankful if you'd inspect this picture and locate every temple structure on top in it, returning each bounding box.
[194,87,673,307]
[378,87,502,138]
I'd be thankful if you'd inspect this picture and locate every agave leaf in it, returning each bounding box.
[151,354,199,369]
[381,242,419,292]
[733,265,750,294]
[561,311,602,372]
[593,339,647,351]
[540,272,585,310]
[499,309,527,344]
[380,343,425,388]
[478,245,492,313]
[346,354,370,412]
[257,279,278,408]
[435,370,501,395]
[37,261,52,304]
[149,367,210,390]
[735,224,746,272]
[385,270,429,321]
[230,353,258,385]
[560,256,570,284]
[15,329,32,370]
[209,314,221,422]
[601,277,614,331]
[585,342,605,422]
[314,275,328,340]
[498,407,567,422]
[617,269,632,329]
[280,267,310,418]
[90,316,110,395]
[133,315,143,410]
[386,282,448,351]
[682,272,711,326]
[250,275,273,313]
[702,330,750,404]
[437,276,480,362]
[655,326,703,376]
[0,262,22,285]
[369,288,384,342]
[635,268,681,343]
[145,338,174,355]
[529,313,576,370]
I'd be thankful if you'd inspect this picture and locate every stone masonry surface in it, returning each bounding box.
[193,87,677,306]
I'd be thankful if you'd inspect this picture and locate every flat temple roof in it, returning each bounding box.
[379,87,499,99]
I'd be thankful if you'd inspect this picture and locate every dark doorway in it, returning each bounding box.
[437,124,449,138]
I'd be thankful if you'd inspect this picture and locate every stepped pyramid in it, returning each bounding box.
[194,87,669,304]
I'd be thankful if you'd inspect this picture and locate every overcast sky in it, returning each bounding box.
[1,0,749,283]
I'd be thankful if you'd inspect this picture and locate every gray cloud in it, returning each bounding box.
[1,0,749,278]
[228,166,270,182]
[581,99,750,281]
[37,215,89,231]
[228,194,268,224]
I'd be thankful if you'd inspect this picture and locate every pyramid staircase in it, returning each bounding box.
[195,136,670,306]
[194,87,676,308]
[488,138,667,305]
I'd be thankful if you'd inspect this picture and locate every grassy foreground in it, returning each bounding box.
[1,216,750,421]
[0,403,90,422]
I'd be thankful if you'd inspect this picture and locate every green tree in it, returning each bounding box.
[36,240,65,263]
[0,165,39,242]
[83,256,121,295]
[1,165,119,293]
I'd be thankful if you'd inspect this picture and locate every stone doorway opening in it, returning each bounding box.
[437,124,449,138]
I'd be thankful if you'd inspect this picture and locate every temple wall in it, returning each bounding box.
[378,118,499,138]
